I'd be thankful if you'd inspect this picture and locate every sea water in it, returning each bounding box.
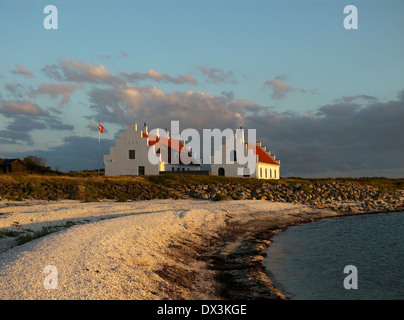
[263,211,404,300]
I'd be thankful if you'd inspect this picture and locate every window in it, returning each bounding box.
[270,169,272,178]
[138,166,145,175]
[265,168,267,178]
[274,170,277,179]
[231,150,237,162]
[129,150,135,159]
[172,167,175,172]
[218,167,225,176]
[260,168,262,178]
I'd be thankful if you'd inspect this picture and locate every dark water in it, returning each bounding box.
[263,212,404,300]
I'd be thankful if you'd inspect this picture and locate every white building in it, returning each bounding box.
[104,123,201,176]
[210,127,280,179]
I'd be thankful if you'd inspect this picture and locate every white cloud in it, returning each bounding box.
[28,82,82,104]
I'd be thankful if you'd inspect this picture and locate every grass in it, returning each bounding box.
[16,227,55,246]
[1,173,403,202]
[0,229,23,239]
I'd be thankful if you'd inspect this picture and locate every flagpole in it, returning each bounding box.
[98,120,100,176]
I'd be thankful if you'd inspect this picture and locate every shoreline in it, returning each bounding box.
[0,198,402,300]
[209,208,404,300]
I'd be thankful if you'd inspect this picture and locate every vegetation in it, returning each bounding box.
[0,171,403,202]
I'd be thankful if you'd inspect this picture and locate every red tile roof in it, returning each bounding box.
[142,132,200,166]
[246,143,279,165]
[143,131,277,166]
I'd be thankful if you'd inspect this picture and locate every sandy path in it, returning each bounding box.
[0,199,338,300]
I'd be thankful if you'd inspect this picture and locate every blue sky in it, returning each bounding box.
[1,0,404,177]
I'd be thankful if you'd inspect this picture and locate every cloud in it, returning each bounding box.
[6,116,47,132]
[51,135,114,171]
[0,116,47,144]
[3,87,404,177]
[11,64,33,77]
[121,69,197,85]
[87,85,262,132]
[97,54,111,59]
[0,129,32,144]
[243,90,404,177]
[42,58,196,87]
[28,82,82,104]
[198,66,235,83]
[42,58,124,86]
[4,83,25,98]
[264,78,293,100]
[0,100,47,117]
[4,135,115,172]
[264,76,313,100]
[47,118,74,131]
[120,50,128,57]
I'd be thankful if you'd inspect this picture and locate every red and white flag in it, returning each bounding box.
[98,123,104,133]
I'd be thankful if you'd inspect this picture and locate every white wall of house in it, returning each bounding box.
[104,123,201,176]
[104,124,160,176]
[210,145,258,178]
[210,129,280,179]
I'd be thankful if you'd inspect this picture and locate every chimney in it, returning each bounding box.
[143,122,148,134]
[166,128,170,139]
[134,123,138,131]
[239,126,245,144]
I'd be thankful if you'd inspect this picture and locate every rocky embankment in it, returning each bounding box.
[176,181,404,214]
[1,179,403,214]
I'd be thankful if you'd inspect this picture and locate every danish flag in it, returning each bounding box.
[98,123,104,133]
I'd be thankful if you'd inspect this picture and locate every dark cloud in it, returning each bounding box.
[3,57,403,177]
[3,89,403,176]
[0,115,73,146]
[244,90,404,177]
[7,116,47,132]
[47,119,74,131]
[0,129,33,144]
[3,136,114,172]
[4,83,25,98]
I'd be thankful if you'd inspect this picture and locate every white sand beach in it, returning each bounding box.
[0,199,339,300]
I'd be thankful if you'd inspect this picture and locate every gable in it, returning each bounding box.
[246,143,280,165]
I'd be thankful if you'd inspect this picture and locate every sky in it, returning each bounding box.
[0,0,403,177]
